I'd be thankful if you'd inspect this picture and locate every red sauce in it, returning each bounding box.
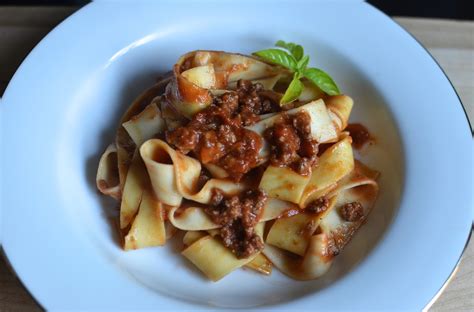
[176,73,212,104]
[151,148,173,164]
[317,143,333,156]
[346,123,373,149]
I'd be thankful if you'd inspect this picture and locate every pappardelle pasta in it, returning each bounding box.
[96,47,379,281]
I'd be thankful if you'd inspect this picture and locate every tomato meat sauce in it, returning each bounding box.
[264,111,319,176]
[166,79,281,181]
[206,188,268,259]
[346,123,373,149]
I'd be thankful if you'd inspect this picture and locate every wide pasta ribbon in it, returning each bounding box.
[116,77,171,192]
[262,161,379,280]
[96,144,121,200]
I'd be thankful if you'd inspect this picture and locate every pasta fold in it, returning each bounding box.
[325,95,353,131]
[124,189,166,250]
[300,136,354,207]
[96,144,120,200]
[259,166,311,204]
[122,100,165,146]
[119,150,148,229]
[140,139,244,206]
[116,79,170,191]
[182,223,264,281]
[263,161,379,280]
[182,229,273,275]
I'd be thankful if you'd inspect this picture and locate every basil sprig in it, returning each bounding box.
[253,40,340,105]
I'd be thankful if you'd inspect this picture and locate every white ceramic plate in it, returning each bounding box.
[1,1,472,310]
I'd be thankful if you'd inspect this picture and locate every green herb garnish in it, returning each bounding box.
[253,40,340,105]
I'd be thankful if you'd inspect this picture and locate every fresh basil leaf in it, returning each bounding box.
[291,45,304,61]
[275,40,296,51]
[303,68,340,95]
[280,75,304,105]
[297,55,310,70]
[255,42,340,100]
[253,49,297,70]
[276,40,304,61]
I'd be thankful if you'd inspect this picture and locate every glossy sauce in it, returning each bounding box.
[346,123,373,149]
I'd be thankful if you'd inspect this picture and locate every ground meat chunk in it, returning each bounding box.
[215,92,239,114]
[307,197,330,214]
[272,119,301,159]
[240,189,267,228]
[293,157,313,176]
[261,99,273,113]
[339,202,364,222]
[205,189,268,258]
[292,110,312,139]
[218,129,262,181]
[220,220,264,259]
[217,124,237,145]
[264,111,319,175]
[235,79,281,124]
[165,127,199,154]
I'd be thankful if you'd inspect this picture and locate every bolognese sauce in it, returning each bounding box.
[264,111,319,176]
[166,80,281,181]
[346,123,372,149]
[205,188,268,258]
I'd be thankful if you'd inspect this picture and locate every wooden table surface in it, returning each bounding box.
[0,6,472,311]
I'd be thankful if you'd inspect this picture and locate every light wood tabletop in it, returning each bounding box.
[0,6,472,311]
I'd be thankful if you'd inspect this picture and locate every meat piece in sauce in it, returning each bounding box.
[264,111,319,176]
[339,202,364,222]
[307,197,329,215]
[292,111,312,139]
[205,189,268,258]
[267,116,301,164]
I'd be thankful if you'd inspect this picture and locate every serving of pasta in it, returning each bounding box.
[96,44,379,282]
